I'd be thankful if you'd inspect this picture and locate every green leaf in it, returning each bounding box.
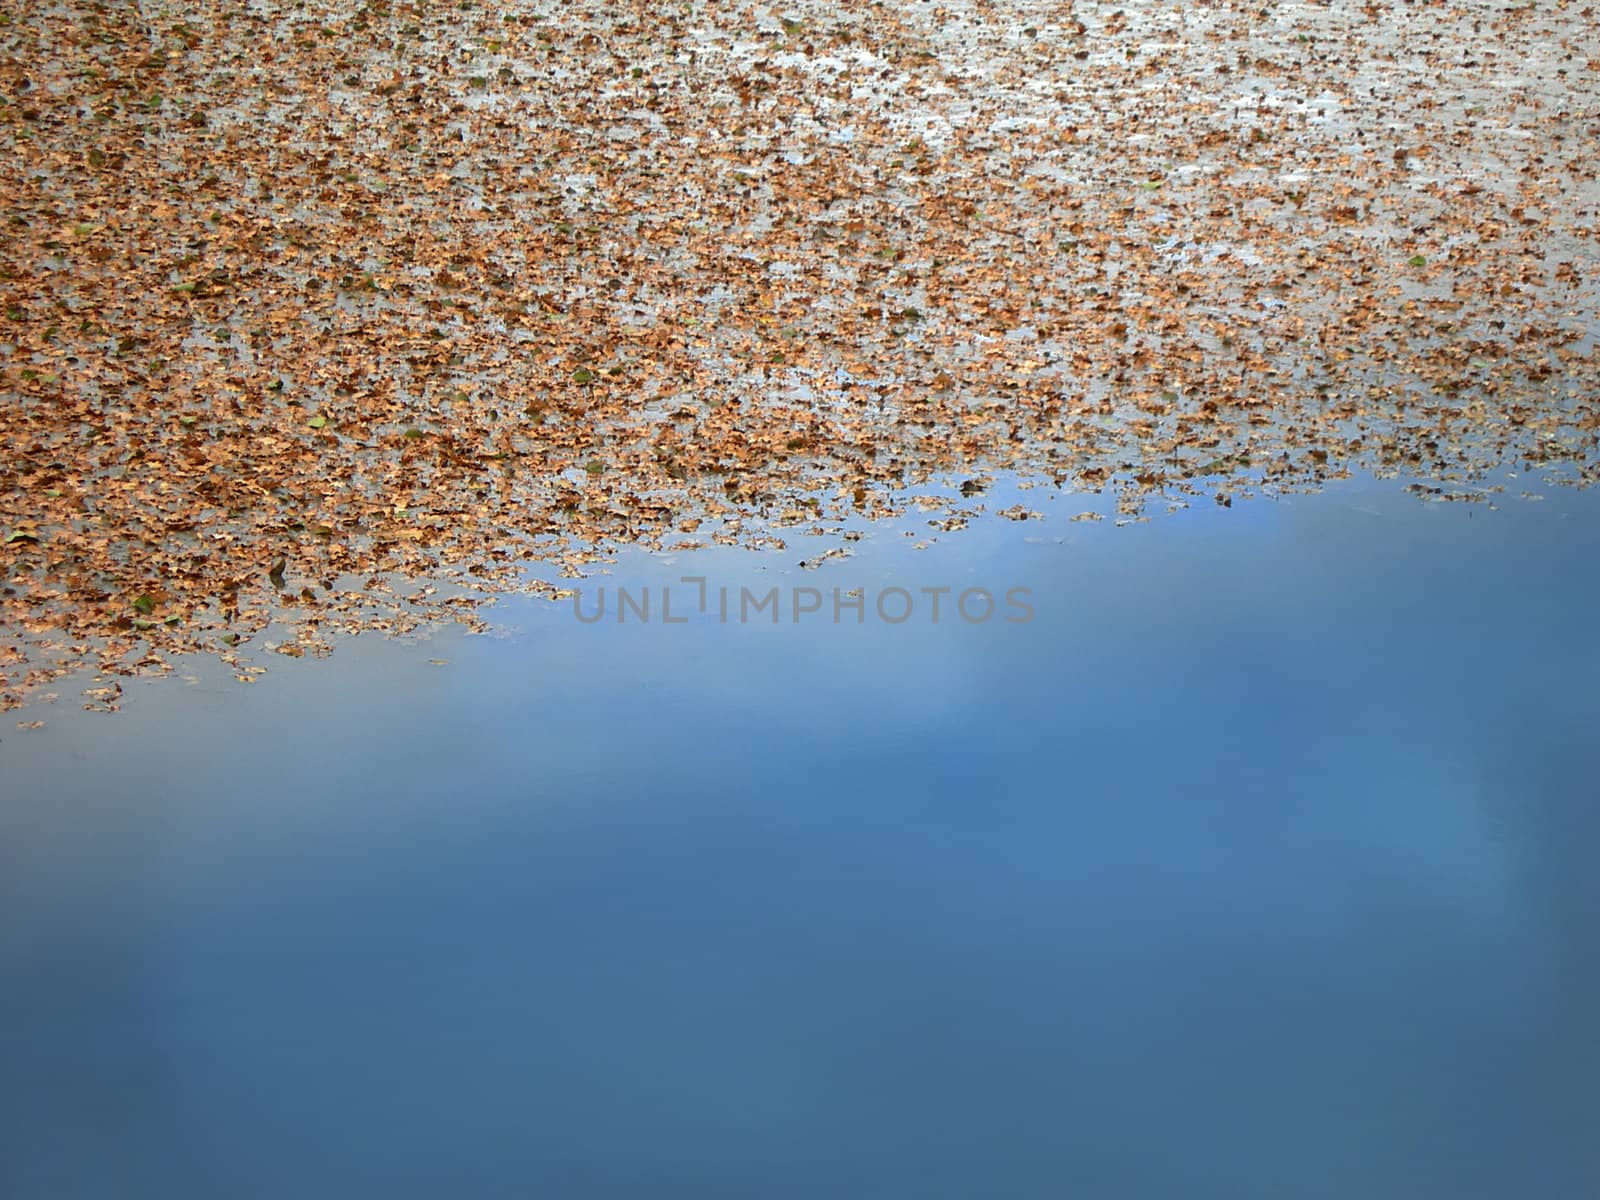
[4,528,40,544]
[132,594,155,614]
[571,367,596,384]
[1408,254,1427,267]
[308,414,329,429]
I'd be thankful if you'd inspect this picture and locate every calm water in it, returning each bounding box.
[3,474,1599,1199]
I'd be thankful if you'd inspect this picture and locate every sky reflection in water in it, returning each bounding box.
[3,473,1598,1199]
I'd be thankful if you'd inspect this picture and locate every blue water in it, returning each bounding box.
[3,474,1598,1198]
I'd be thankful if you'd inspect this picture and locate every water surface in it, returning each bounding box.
[3,474,1598,1199]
